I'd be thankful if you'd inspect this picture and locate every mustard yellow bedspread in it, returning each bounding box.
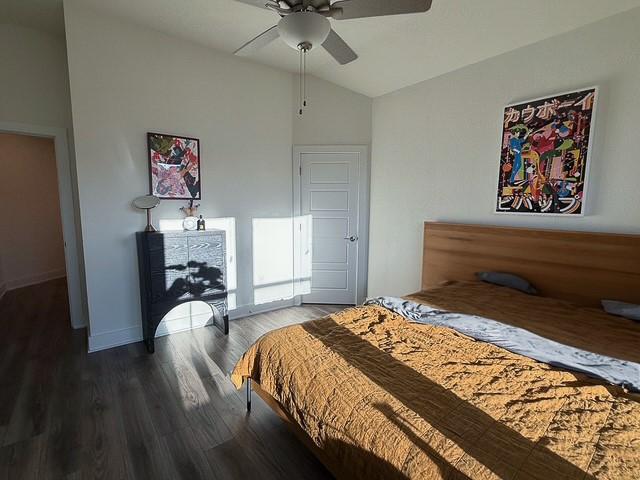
[231,282,640,479]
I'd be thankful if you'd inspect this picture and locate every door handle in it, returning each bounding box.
[344,235,358,242]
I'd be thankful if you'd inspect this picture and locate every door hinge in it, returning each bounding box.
[299,164,302,175]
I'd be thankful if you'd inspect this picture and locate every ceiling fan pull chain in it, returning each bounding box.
[299,46,303,115]
[303,48,307,108]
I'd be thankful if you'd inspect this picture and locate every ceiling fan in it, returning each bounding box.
[233,0,433,113]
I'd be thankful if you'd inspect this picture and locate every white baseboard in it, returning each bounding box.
[87,298,297,353]
[228,297,296,319]
[88,324,142,353]
[6,268,66,291]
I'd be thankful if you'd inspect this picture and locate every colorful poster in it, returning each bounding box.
[496,88,596,215]
[148,132,201,200]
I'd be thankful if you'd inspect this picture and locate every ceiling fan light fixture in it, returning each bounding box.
[277,12,331,51]
[235,0,433,115]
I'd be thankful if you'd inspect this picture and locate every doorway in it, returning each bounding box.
[293,145,369,305]
[0,123,84,330]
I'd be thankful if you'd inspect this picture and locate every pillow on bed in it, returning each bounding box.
[476,271,538,295]
[602,300,640,321]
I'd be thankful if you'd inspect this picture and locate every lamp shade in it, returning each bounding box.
[278,12,331,51]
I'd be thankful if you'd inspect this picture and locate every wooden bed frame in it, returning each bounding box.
[422,222,640,307]
[248,222,640,476]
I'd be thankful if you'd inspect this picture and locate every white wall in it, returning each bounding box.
[0,134,66,289]
[293,75,372,145]
[0,24,72,128]
[368,9,640,297]
[64,1,372,350]
[0,24,88,324]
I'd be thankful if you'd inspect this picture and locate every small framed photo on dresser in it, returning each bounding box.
[148,132,201,200]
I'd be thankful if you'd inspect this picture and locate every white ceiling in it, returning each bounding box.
[4,0,640,97]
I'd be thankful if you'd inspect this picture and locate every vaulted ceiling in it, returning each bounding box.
[4,0,640,97]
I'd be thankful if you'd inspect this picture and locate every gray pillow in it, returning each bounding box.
[476,271,538,295]
[602,300,640,321]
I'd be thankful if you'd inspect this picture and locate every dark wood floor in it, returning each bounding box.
[0,278,344,479]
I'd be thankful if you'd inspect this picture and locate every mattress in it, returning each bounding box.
[231,281,640,479]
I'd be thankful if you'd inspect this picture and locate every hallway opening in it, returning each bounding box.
[0,133,67,305]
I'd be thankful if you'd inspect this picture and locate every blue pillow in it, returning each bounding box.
[602,300,640,321]
[476,271,538,295]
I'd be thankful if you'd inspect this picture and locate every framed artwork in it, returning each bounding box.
[148,132,201,200]
[496,87,597,215]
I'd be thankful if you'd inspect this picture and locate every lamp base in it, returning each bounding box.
[145,209,156,232]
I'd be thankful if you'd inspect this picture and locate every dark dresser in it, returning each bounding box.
[136,230,229,353]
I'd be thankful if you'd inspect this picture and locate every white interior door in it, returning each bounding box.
[298,149,363,304]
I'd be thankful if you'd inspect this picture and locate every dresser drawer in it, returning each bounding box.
[149,270,191,303]
[148,236,188,274]
[147,233,188,252]
[137,229,229,350]
[188,235,223,260]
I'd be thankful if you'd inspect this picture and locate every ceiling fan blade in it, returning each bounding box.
[329,0,432,20]
[322,29,358,65]
[234,25,280,57]
[233,0,296,11]
[234,0,271,10]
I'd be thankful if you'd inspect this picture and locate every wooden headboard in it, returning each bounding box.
[422,222,640,307]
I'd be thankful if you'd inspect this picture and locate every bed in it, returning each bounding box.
[231,222,640,479]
